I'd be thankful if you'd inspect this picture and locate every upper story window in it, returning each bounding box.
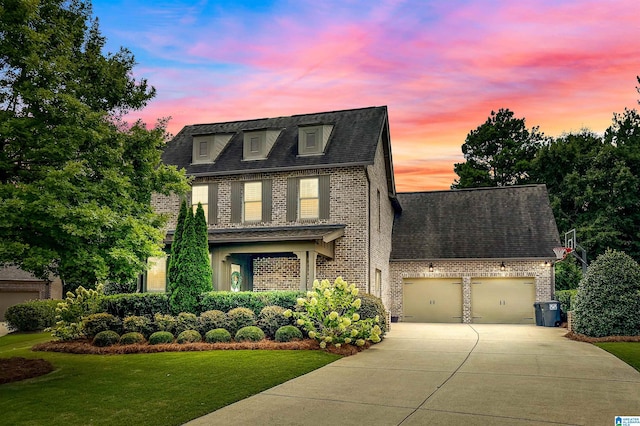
[298,125,333,156]
[191,183,218,224]
[192,134,232,164]
[299,178,320,219]
[243,181,262,222]
[231,180,272,223]
[287,175,330,221]
[243,129,282,161]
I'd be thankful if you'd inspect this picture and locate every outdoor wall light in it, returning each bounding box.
[428,263,434,272]
[500,262,506,271]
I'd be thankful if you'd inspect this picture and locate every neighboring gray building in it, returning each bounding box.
[152,106,561,323]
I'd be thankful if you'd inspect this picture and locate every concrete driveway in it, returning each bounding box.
[186,323,640,425]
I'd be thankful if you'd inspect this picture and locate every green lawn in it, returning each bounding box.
[0,333,340,426]
[595,342,640,372]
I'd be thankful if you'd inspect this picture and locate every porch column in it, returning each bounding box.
[294,251,308,291]
[308,251,318,285]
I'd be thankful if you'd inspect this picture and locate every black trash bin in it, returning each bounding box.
[533,302,544,326]
[533,301,562,327]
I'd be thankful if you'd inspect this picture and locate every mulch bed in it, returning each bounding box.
[564,331,640,343]
[0,357,55,384]
[32,338,366,356]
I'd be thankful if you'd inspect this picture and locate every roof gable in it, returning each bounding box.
[391,185,560,260]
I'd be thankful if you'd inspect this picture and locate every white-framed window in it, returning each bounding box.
[299,177,319,219]
[192,184,209,222]
[191,183,217,224]
[243,181,262,222]
[375,269,382,297]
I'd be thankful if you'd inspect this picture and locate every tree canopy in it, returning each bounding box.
[452,108,548,188]
[0,0,188,291]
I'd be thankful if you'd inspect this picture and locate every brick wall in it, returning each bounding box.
[252,256,300,291]
[390,259,554,322]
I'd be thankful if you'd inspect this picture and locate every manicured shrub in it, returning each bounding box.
[258,305,290,338]
[149,331,174,345]
[555,260,583,291]
[123,315,154,338]
[199,291,303,315]
[153,313,176,334]
[175,312,198,335]
[5,299,61,332]
[226,307,257,336]
[93,330,120,347]
[284,277,383,349]
[82,313,122,338]
[235,326,265,342]
[359,293,389,336]
[573,250,640,337]
[52,285,105,341]
[176,329,202,344]
[275,325,303,342]
[555,289,578,321]
[119,332,146,345]
[103,293,170,317]
[103,280,137,295]
[204,328,232,343]
[198,310,227,334]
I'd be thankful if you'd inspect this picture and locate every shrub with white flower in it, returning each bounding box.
[283,277,382,349]
[50,284,105,341]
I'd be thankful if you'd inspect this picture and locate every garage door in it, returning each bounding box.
[0,291,39,321]
[403,278,462,323]
[471,278,535,324]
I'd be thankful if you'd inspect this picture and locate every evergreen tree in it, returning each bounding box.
[169,204,212,314]
[167,200,188,295]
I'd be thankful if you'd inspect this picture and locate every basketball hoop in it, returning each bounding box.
[553,247,572,260]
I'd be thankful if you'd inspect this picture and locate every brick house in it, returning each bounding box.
[151,106,560,323]
[150,106,399,307]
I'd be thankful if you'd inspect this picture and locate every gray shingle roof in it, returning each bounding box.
[162,106,390,176]
[391,185,561,260]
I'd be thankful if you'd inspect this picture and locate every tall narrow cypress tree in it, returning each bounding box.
[169,204,212,314]
[167,200,188,295]
[194,203,213,292]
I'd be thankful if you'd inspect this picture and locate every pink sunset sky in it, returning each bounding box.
[93,0,640,191]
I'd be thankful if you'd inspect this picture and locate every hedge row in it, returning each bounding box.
[5,290,388,336]
[4,299,61,332]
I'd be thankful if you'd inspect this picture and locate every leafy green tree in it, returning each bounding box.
[0,0,188,291]
[167,200,188,295]
[554,258,582,291]
[168,205,212,314]
[452,109,548,188]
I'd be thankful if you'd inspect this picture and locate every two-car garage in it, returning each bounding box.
[403,277,536,324]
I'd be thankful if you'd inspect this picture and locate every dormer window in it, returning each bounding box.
[298,125,332,156]
[192,133,232,164]
[243,129,281,161]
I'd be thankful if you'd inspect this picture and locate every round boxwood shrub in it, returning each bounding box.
[175,312,199,335]
[82,313,122,338]
[93,330,120,347]
[204,328,232,343]
[226,307,256,336]
[359,293,388,336]
[198,310,227,334]
[176,329,202,344]
[274,325,303,342]
[119,332,146,345]
[149,331,175,345]
[123,315,154,339]
[5,299,61,332]
[235,326,265,342]
[152,313,177,334]
[258,305,289,338]
[573,250,640,337]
